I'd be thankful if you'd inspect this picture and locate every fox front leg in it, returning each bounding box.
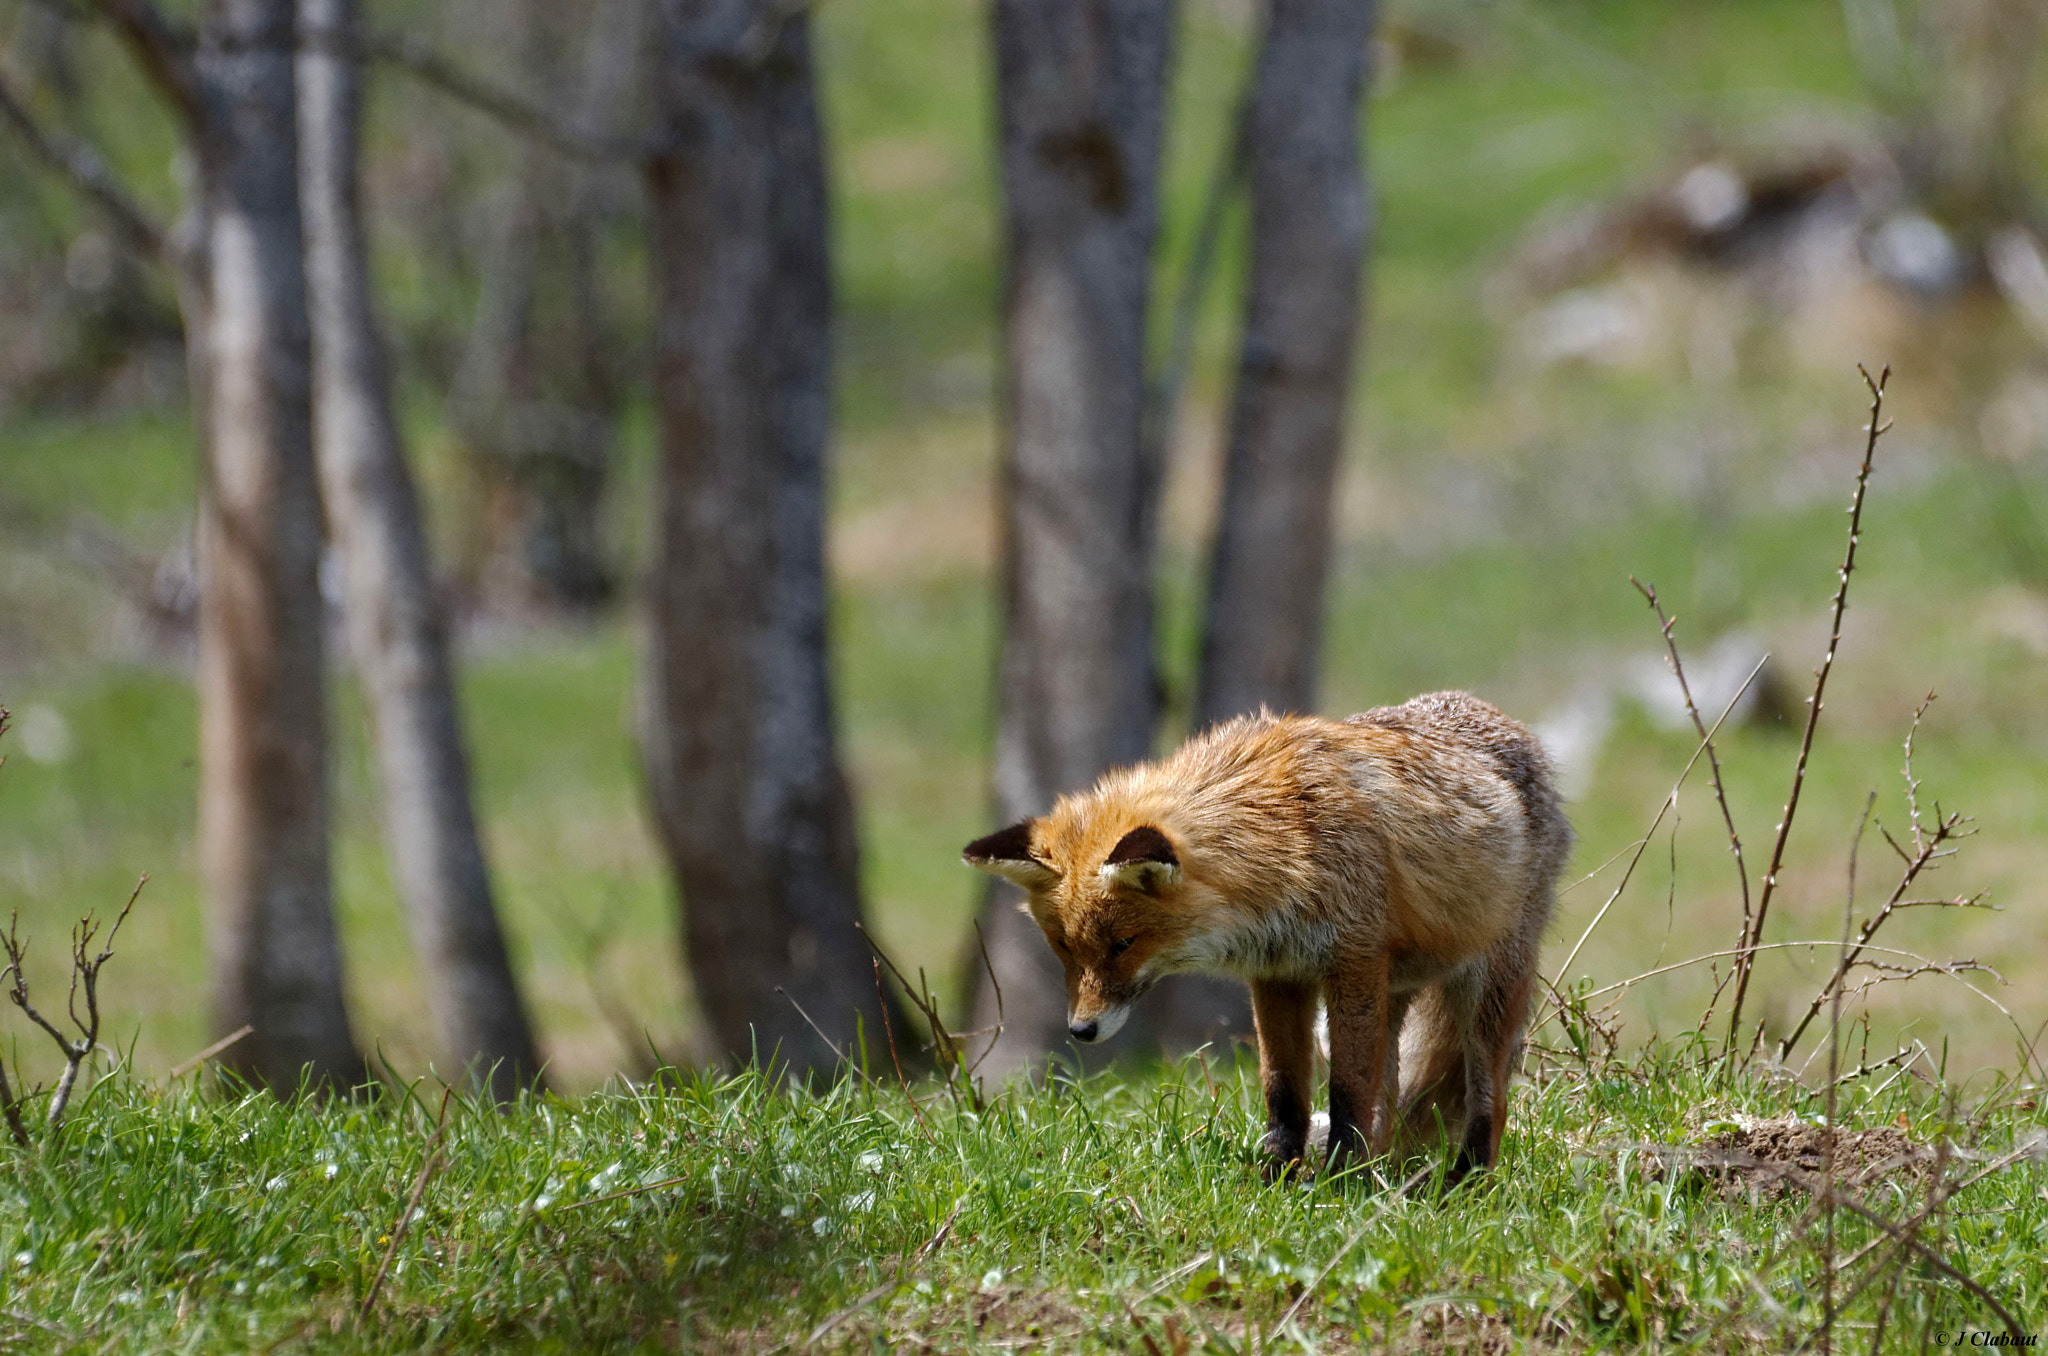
[1249,978,1317,1180]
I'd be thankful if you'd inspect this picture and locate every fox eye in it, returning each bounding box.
[1109,935,1137,958]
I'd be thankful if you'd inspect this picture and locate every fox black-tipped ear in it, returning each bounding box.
[1100,825,1180,893]
[963,820,1058,891]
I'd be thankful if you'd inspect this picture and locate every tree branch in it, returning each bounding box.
[0,69,169,261]
[357,27,640,165]
[1633,578,1752,1017]
[1726,364,1890,1047]
[2,878,144,1136]
[88,0,202,129]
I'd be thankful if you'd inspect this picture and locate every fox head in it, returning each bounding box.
[962,819,1192,1044]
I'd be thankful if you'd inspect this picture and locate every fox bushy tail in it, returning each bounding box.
[1396,986,1470,1147]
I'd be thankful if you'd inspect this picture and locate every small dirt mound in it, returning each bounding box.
[1692,1117,1932,1201]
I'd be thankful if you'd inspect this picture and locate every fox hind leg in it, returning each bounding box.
[1444,946,1539,1185]
[1375,990,1412,1151]
[1438,959,1494,1185]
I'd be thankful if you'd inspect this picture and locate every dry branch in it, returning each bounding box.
[1537,938,2026,1053]
[1778,696,1983,1063]
[1632,578,1752,1025]
[357,1085,452,1321]
[88,0,201,127]
[1550,654,1766,984]
[1,877,144,1136]
[1639,1140,2030,1343]
[356,28,639,165]
[1727,365,1890,1044]
[0,70,170,259]
[167,1024,255,1079]
[0,713,24,1148]
[858,923,983,1113]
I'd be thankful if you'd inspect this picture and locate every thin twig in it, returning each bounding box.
[798,1278,897,1350]
[357,1086,453,1322]
[1646,1141,2026,1341]
[0,713,19,1149]
[1275,1164,1435,1334]
[1821,791,1874,1356]
[0,70,170,260]
[556,1175,689,1213]
[1536,938,2018,1032]
[914,1194,967,1263]
[167,1024,254,1079]
[1121,1301,1170,1356]
[1778,695,1975,1061]
[793,1197,963,1351]
[88,0,202,128]
[1728,364,1890,1047]
[358,27,638,165]
[1793,1040,1927,1101]
[1633,578,1752,1025]
[1780,795,1973,1060]
[858,924,979,1111]
[0,1059,27,1149]
[1551,655,1766,983]
[1,1308,76,1340]
[775,987,870,1085]
[964,921,1005,1083]
[869,961,940,1148]
[3,877,144,1134]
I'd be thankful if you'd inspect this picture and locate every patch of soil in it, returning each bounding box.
[1406,1306,1523,1355]
[824,1285,1095,1353]
[1691,1117,1932,1201]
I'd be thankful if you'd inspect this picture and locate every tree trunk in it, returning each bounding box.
[446,0,637,614]
[640,2,894,1080]
[971,0,1243,1079]
[298,0,542,1096]
[192,0,358,1090]
[1194,0,1374,730]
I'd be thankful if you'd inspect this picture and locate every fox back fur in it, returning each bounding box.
[964,691,1571,1182]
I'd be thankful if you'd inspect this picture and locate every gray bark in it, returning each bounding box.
[188,0,358,1090]
[640,1,895,1080]
[298,0,542,1096]
[973,0,1248,1078]
[447,0,639,613]
[1195,0,1374,730]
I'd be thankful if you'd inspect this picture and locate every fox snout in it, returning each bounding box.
[1067,1004,1129,1043]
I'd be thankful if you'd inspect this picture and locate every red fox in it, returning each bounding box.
[964,692,1571,1182]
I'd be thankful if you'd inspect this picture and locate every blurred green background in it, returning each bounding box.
[2,0,2044,1088]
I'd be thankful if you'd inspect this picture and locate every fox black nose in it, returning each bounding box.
[1069,1019,1099,1043]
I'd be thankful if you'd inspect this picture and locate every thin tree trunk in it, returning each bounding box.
[298,0,542,1096]
[641,2,894,1080]
[446,0,634,614]
[191,0,358,1090]
[972,0,1206,1078]
[1194,0,1374,730]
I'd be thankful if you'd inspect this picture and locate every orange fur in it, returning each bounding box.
[964,692,1572,1183]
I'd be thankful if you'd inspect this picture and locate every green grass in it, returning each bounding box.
[0,1041,2040,1352]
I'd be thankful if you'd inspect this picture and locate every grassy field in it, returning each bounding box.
[0,1040,2041,1352]
[2,0,2047,1094]
[2,3,2047,1348]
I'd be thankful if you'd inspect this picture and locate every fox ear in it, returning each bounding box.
[963,820,1058,891]
[1100,825,1181,893]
